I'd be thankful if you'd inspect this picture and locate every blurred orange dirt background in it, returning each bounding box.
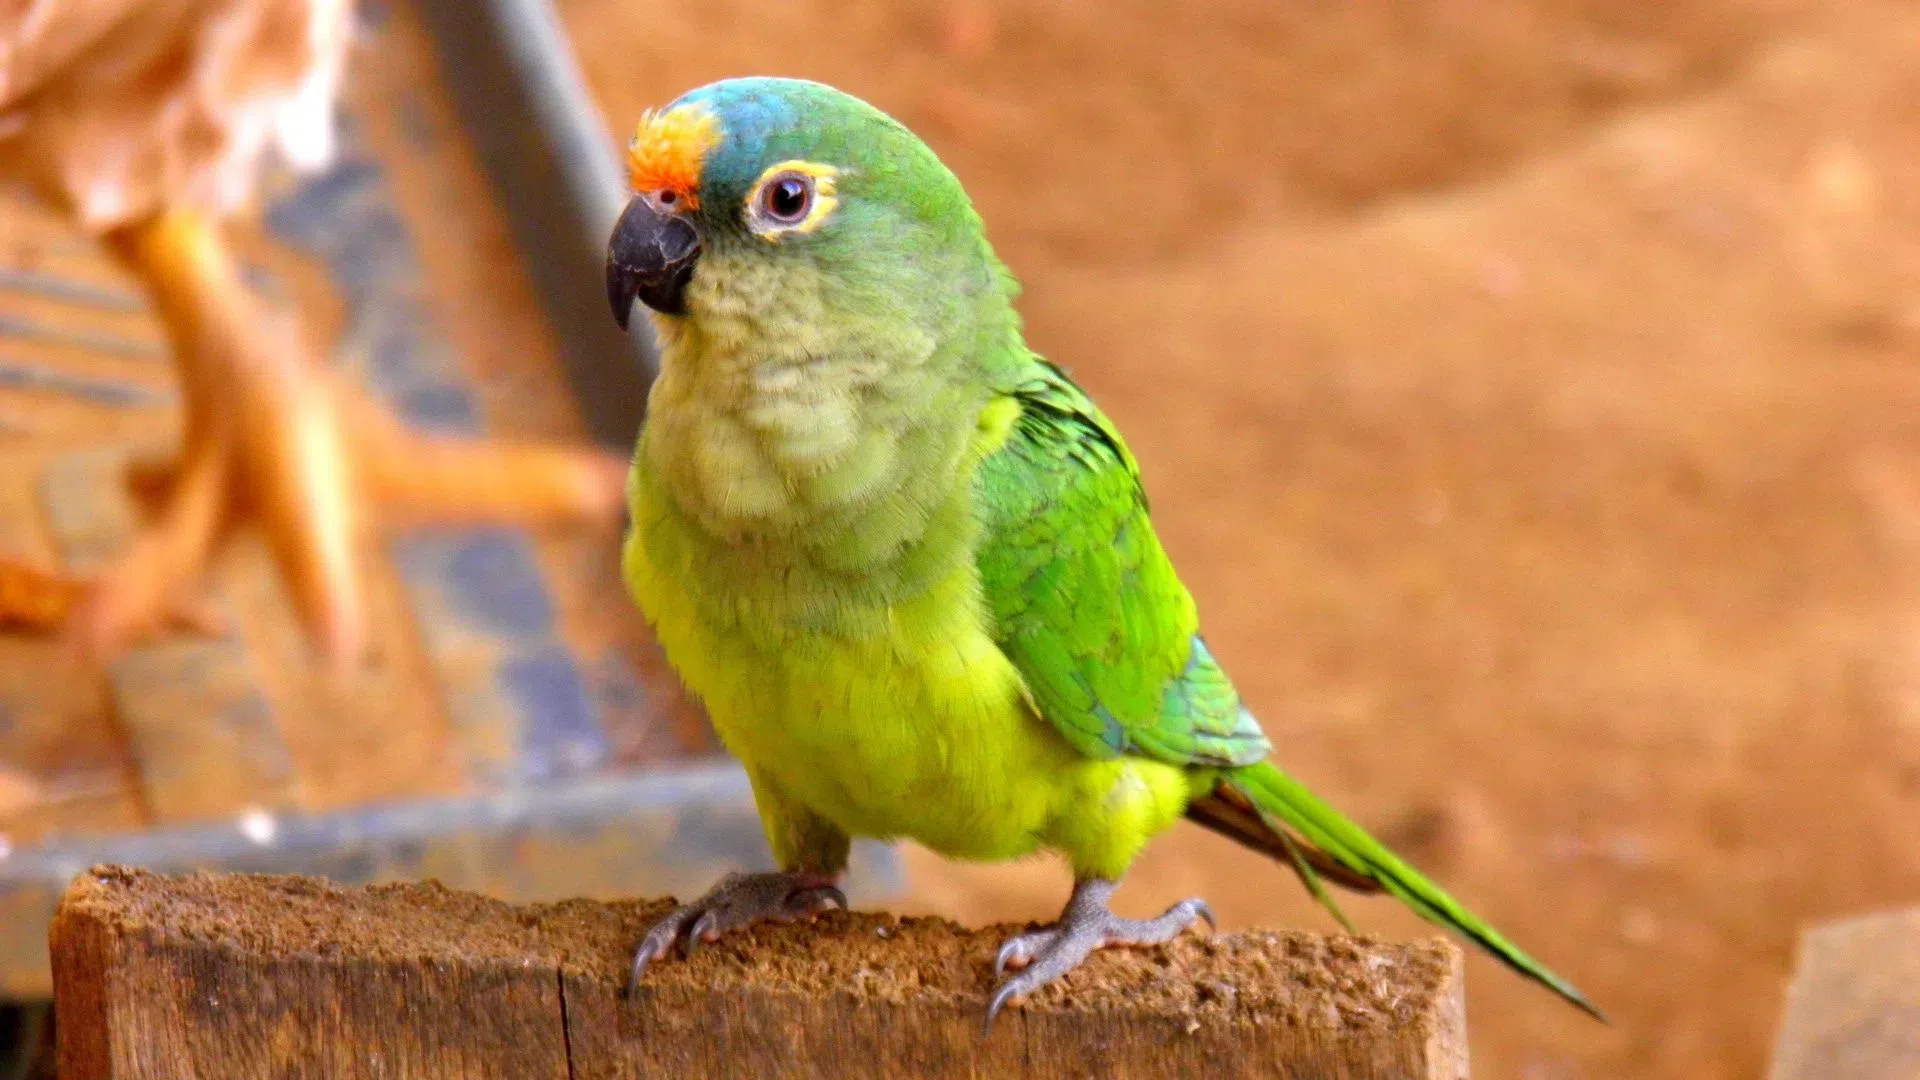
[559,0,1920,1076]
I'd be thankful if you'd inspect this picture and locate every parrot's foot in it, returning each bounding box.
[986,879,1214,1031]
[626,870,847,993]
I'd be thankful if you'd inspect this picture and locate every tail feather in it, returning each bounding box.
[1187,784,1381,894]
[1202,760,1604,1021]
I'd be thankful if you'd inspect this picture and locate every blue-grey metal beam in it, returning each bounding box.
[411,0,657,448]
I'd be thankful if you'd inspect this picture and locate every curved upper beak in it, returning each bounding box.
[607,196,702,328]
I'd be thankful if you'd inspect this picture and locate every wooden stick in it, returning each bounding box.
[1769,908,1920,1080]
[51,866,1468,1079]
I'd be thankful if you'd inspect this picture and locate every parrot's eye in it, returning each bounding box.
[744,161,841,239]
[762,173,813,224]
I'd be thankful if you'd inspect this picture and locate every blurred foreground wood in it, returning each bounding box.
[50,867,1467,1079]
[0,2,741,999]
[1769,908,1920,1080]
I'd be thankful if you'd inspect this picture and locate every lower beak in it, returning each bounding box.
[607,196,702,327]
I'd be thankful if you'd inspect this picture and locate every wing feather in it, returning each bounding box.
[975,360,1269,768]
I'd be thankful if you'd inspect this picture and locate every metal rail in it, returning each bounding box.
[412,0,657,448]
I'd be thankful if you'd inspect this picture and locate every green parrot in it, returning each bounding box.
[605,76,1599,1025]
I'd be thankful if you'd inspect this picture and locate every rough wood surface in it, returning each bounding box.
[51,866,1468,1079]
[1768,908,1920,1080]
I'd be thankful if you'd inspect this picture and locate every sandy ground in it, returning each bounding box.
[563,1,1920,1075]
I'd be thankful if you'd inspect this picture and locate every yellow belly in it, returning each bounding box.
[623,517,1194,876]
[727,625,1066,859]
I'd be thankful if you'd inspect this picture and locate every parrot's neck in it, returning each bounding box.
[636,293,1023,609]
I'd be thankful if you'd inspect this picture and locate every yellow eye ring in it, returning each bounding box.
[745,160,841,239]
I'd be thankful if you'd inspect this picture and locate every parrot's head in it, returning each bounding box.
[605,77,1017,368]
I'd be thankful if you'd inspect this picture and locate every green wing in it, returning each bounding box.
[976,366,1604,1020]
[975,359,1269,768]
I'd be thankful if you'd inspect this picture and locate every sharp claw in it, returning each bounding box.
[810,884,849,912]
[683,909,719,958]
[1191,900,1217,933]
[627,938,664,996]
[984,980,1024,1035]
[625,871,850,1004]
[993,937,1028,978]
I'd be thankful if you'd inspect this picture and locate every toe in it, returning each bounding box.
[993,937,1030,978]
[984,932,1103,1033]
[627,872,847,995]
[791,883,848,915]
[1182,898,1217,934]
[682,909,722,958]
[628,915,690,992]
[626,942,660,992]
[1100,897,1219,948]
[993,931,1053,977]
[984,977,1028,1032]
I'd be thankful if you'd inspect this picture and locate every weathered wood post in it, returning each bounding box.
[51,867,1468,1079]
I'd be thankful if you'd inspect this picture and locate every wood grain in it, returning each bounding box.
[52,866,1468,1079]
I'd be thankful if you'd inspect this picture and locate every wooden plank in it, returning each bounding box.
[40,447,297,824]
[1769,908,1920,1080]
[53,870,568,1080]
[256,7,644,793]
[52,866,1468,1080]
[219,534,469,814]
[337,4,713,767]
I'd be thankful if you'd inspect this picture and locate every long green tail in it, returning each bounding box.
[1216,761,1603,1021]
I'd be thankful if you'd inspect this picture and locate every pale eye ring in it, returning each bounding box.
[760,171,814,224]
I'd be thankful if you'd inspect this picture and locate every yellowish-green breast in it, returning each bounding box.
[622,326,1198,878]
[624,448,1195,877]
[624,469,1054,857]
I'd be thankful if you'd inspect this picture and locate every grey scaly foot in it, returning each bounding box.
[627,869,846,993]
[986,878,1214,1030]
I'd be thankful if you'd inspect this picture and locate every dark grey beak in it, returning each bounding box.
[607,196,701,327]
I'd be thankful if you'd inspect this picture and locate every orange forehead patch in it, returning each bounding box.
[627,104,722,209]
